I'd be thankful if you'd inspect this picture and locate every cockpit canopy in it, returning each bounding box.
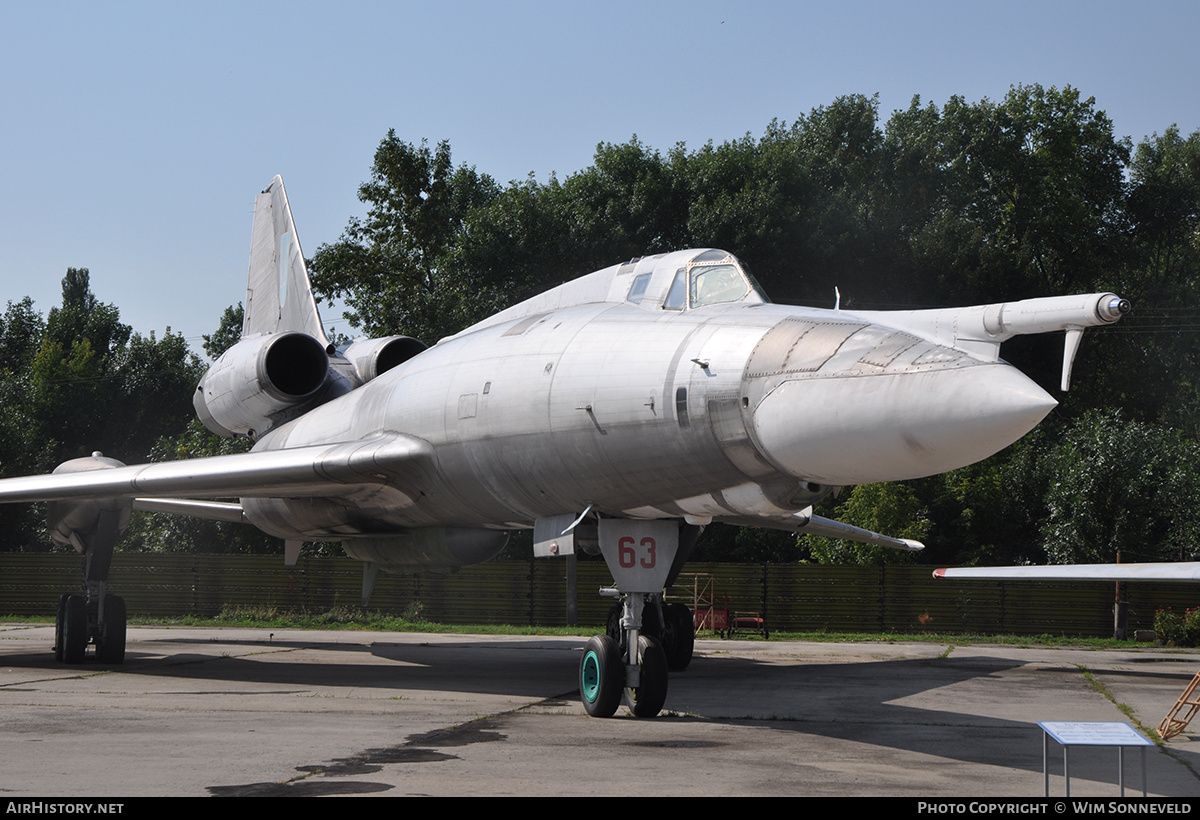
[451,248,768,340]
[625,249,766,311]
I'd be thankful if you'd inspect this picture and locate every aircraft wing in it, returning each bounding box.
[0,434,434,503]
[934,563,1200,582]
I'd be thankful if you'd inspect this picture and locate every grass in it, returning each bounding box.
[0,607,1180,648]
[185,605,596,636]
[1078,664,1163,744]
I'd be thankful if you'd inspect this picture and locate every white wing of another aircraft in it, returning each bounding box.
[0,175,1132,717]
[935,563,1200,582]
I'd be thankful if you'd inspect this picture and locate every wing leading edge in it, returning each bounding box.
[0,434,433,504]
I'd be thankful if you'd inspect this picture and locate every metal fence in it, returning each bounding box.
[2,552,1197,637]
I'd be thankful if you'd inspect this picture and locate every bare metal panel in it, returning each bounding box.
[708,398,777,479]
[501,313,551,337]
[457,394,478,420]
[911,346,966,365]
[858,331,921,368]
[746,319,868,377]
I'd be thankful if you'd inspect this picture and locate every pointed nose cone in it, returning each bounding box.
[750,363,1056,484]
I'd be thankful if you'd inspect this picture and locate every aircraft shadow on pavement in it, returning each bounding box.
[6,629,1195,776]
[669,650,1200,778]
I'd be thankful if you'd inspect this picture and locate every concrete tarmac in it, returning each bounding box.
[1,623,1199,797]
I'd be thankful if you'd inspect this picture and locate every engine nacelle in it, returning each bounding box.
[341,336,427,383]
[47,454,132,557]
[194,332,331,437]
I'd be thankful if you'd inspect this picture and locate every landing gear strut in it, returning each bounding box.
[607,597,695,671]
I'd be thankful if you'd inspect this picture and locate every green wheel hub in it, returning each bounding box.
[579,634,622,717]
[581,650,602,703]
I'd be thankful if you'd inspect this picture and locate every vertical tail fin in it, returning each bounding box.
[242,175,330,346]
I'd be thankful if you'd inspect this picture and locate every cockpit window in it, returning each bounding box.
[690,263,750,307]
[626,273,651,304]
[656,252,766,312]
[663,269,687,310]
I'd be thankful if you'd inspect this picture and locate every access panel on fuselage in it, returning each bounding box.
[541,305,760,512]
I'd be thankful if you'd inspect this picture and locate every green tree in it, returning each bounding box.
[309,132,500,341]
[0,297,48,476]
[691,523,801,563]
[1106,127,1200,432]
[0,297,45,375]
[0,298,50,549]
[29,269,132,463]
[106,330,205,461]
[203,304,244,359]
[1040,410,1200,564]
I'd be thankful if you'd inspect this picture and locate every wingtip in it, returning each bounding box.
[932,568,946,578]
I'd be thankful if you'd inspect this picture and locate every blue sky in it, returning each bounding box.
[2,0,1197,351]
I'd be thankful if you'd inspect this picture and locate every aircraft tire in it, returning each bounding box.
[663,603,695,671]
[580,635,623,718]
[54,594,69,662]
[605,603,622,647]
[628,634,668,718]
[61,595,88,664]
[96,594,126,665]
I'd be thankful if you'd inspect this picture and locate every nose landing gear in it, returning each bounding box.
[579,519,691,718]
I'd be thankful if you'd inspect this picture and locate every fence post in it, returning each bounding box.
[879,563,886,632]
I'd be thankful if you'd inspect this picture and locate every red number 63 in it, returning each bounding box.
[618,536,657,569]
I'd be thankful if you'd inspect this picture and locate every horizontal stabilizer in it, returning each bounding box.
[935,563,1200,582]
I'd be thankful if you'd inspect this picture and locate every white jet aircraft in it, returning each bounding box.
[0,177,1132,718]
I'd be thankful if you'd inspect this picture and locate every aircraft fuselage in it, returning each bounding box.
[244,298,1054,540]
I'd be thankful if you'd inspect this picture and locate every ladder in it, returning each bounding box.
[672,573,725,635]
[1159,670,1200,739]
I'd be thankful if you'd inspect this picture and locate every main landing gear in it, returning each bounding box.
[54,589,126,664]
[45,454,131,665]
[578,519,698,718]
